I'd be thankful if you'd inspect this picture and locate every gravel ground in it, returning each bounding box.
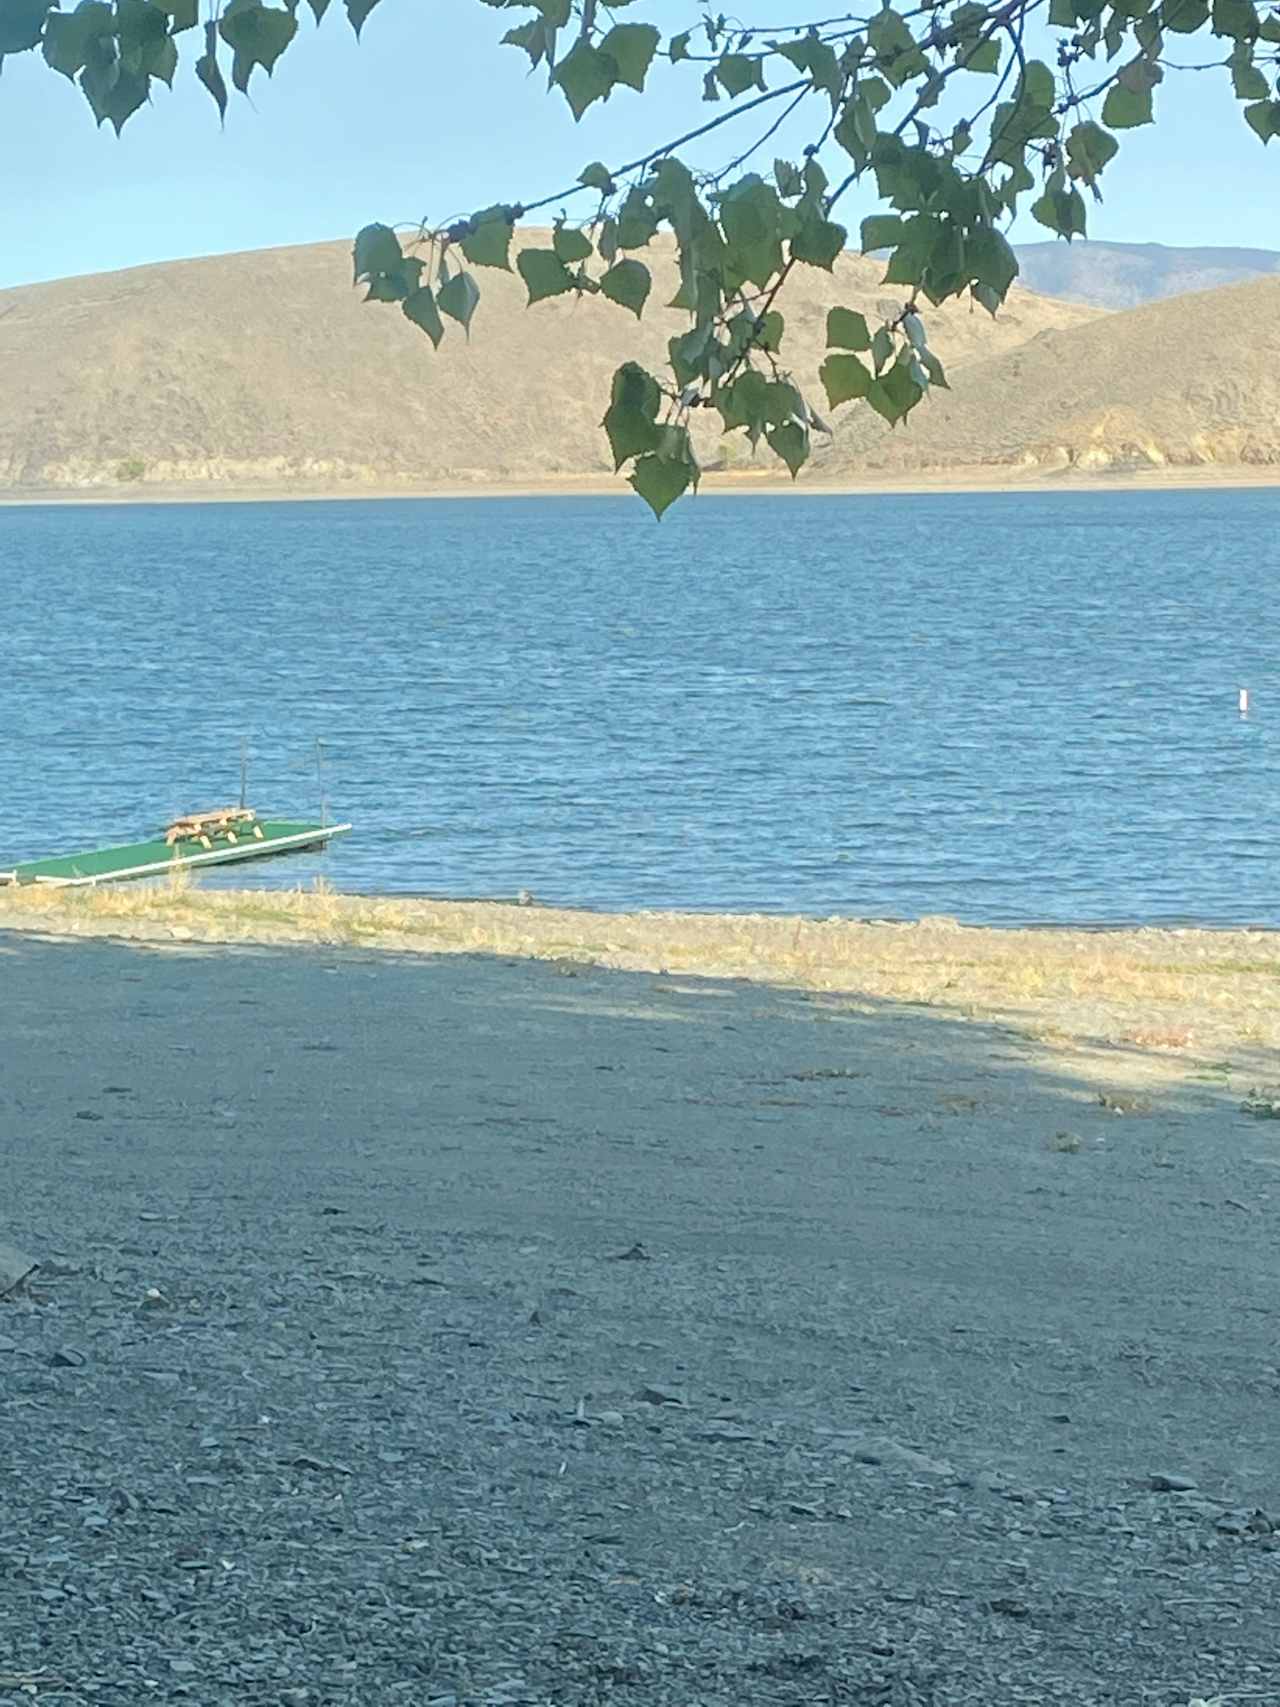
[2,929,1278,1707]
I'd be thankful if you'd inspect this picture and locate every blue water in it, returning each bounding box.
[2,489,1278,924]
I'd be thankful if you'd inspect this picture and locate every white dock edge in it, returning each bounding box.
[20,825,352,889]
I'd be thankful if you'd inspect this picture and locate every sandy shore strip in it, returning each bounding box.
[5,883,1280,1063]
[3,901,1279,1701]
[2,464,1280,507]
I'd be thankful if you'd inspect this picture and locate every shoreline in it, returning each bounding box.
[3,464,1280,508]
[5,884,1279,1056]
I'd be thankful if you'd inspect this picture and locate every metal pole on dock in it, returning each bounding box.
[316,739,328,829]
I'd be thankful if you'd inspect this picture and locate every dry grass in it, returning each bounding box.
[4,881,1280,1055]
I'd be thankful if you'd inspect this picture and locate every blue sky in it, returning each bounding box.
[1,2,1276,289]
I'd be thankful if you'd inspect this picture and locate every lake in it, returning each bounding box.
[3,488,1277,925]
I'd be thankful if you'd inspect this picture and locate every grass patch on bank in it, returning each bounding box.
[3,879,1280,1055]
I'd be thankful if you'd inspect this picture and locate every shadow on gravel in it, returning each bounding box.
[2,930,1277,1707]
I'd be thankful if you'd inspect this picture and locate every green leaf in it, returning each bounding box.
[1231,56,1270,98]
[344,0,382,36]
[1162,0,1210,27]
[0,0,55,55]
[774,157,803,198]
[219,2,298,93]
[776,33,841,96]
[437,270,481,335]
[791,217,847,269]
[756,310,784,352]
[871,324,895,375]
[866,364,923,425]
[195,19,228,118]
[860,213,905,252]
[669,29,691,60]
[827,307,871,350]
[616,186,658,249]
[1134,12,1162,53]
[668,325,712,387]
[147,34,178,85]
[988,91,1060,163]
[553,37,613,118]
[553,223,594,263]
[882,362,924,419]
[654,423,695,464]
[965,37,1001,72]
[116,0,170,65]
[501,18,549,66]
[718,175,784,286]
[599,21,659,90]
[629,453,692,518]
[1101,79,1154,127]
[882,243,926,287]
[1031,185,1087,238]
[820,352,872,408]
[402,287,444,347]
[715,368,765,436]
[767,421,810,479]
[42,3,113,78]
[1065,120,1119,183]
[353,222,403,283]
[603,361,661,469]
[1212,0,1259,35]
[920,349,949,389]
[1243,97,1280,139]
[972,282,1002,316]
[968,226,1018,296]
[578,161,615,193]
[83,57,150,131]
[869,3,925,83]
[516,248,577,304]
[363,270,408,303]
[460,209,514,271]
[156,0,199,26]
[1016,59,1056,107]
[599,258,651,317]
[715,52,764,96]
[359,255,422,302]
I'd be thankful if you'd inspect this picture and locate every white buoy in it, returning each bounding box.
[1239,687,1250,717]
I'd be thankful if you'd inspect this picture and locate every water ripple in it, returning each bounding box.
[2,488,1278,925]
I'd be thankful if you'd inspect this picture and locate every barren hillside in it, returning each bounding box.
[813,276,1280,481]
[0,234,1097,492]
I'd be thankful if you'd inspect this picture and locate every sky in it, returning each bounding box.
[1,1,1277,290]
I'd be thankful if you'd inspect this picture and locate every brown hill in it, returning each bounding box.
[1014,240,1280,310]
[812,276,1280,481]
[0,234,1097,492]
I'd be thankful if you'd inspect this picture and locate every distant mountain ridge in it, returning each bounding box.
[1013,240,1280,309]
